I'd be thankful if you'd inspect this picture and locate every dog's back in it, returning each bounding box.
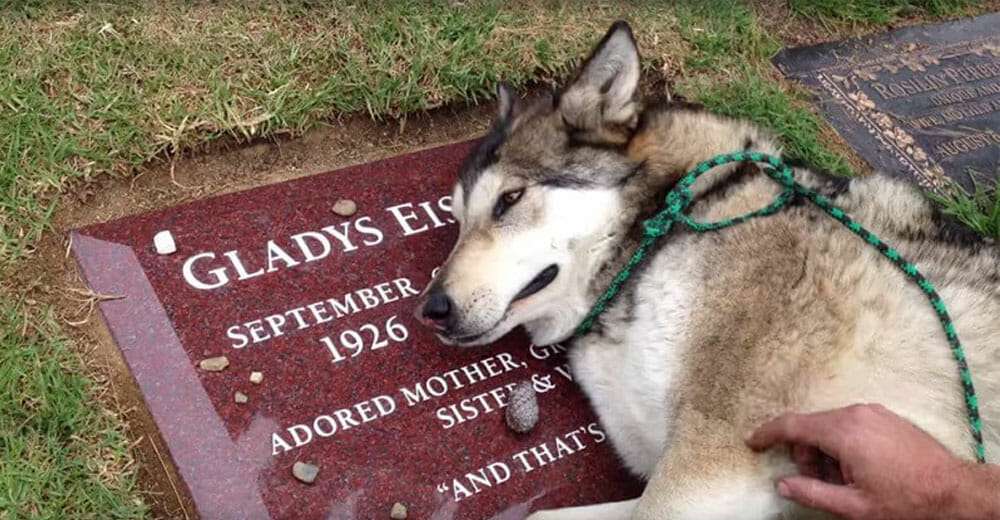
[569,106,1000,520]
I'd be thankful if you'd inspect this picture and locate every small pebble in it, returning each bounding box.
[153,230,176,255]
[249,371,264,384]
[292,461,319,484]
[198,356,229,372]
[332,199,357,217]
[234,391,248,404]
[390,502,408,519]
[505,380,539,433]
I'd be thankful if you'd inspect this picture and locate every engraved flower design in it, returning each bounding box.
[847,89,878,110]
[900,56,926,72]
[892,128,914,146]
[839,84,942,189]
[817,37,993,192]
[853,66,880,81]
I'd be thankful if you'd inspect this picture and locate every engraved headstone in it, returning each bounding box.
[774,12,1000,191]
[72,141,641,519]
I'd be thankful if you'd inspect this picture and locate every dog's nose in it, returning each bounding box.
[421,289,452,328]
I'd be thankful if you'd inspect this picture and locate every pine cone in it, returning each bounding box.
[506,380,539,433]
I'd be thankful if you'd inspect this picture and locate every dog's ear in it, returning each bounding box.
[558,21,640,145]
[496,82,518,126]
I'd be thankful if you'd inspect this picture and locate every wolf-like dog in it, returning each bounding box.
[414,21,1000,519]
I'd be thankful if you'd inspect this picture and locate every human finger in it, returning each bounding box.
[778,476,870,519]
[747,411,848,458]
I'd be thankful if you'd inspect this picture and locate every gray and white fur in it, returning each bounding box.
[414,21,1000,520]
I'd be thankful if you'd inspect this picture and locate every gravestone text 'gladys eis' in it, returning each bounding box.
[774,12,1000,191]
[72,141,642,519]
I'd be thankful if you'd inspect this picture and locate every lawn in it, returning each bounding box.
[1,0,993,517]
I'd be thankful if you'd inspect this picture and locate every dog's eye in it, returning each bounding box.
[493,188,525,219]
[502,189,524,205]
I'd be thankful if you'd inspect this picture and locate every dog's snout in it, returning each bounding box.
[419,289,453,329]
[423,290,452,320]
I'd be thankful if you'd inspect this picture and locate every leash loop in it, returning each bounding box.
[575,151,987,464]
[643,189,688,237]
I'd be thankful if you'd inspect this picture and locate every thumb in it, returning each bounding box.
[777,476,869,519]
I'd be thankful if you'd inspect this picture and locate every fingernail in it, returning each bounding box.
[777,480,791,497]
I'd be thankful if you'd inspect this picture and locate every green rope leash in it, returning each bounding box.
[575,151,987,464]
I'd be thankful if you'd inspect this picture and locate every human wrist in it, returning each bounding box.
[946,462,1000,520]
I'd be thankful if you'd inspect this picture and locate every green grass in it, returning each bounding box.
[789,0,976,25]
[930,179,1000,239]
[692,75,854,177]
[0,0,684,265]
[675,0,780,72]
[0,301,146,519]
[672,0,853,176]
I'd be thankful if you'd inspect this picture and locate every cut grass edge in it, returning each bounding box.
[0,0,687,266]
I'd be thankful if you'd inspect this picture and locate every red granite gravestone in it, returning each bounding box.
[72,141,642,520]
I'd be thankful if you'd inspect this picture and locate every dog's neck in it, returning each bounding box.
[576,165,672,319]
[577,105,783,332]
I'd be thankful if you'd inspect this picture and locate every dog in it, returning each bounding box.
[414,21,1000,519]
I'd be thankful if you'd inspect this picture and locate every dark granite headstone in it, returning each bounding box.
[72,141,641,519]
[774,12,1000,191]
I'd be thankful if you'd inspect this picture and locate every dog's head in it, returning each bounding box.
[415,21,646,347]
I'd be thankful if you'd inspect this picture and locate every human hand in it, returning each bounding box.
[747,404,998,520]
